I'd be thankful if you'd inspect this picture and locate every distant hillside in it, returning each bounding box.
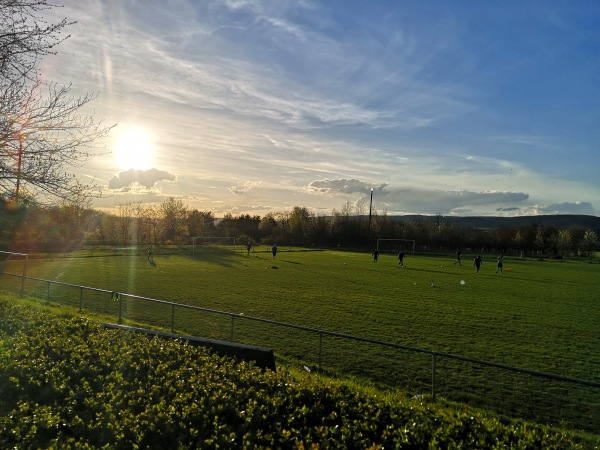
[388,214,600,231]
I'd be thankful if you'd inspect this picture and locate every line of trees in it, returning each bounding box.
[1,197,598,258]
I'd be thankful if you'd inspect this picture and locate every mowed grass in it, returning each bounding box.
[2,247,599,433]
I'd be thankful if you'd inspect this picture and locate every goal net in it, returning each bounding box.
[191,237,237,255]
[376,239,416,254]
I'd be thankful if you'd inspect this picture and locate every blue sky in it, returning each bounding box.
[41,1,600,217]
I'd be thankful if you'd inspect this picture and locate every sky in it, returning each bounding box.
[39,1,600,218]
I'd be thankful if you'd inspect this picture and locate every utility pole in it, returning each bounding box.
[368,188,373,246]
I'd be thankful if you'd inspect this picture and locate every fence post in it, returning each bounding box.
[171,304,175,333]
[318,331,323,370]
[231,315,235,341]
[20,254,28,298]
[431,353,437,400]
[47,280,50,304]
[79,287,83,312]
[118,294,122,324]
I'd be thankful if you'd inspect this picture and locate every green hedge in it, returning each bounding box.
[0,299,593,449]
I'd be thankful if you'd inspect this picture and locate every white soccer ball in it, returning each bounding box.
[460,280,466,285]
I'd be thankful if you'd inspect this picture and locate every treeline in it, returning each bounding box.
[1,197,598,257]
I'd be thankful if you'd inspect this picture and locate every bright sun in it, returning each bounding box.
[114,129,154,170]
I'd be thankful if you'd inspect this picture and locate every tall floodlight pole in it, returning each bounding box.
[368,188,373,245]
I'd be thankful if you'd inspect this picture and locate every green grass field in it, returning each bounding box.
[1,247,599,434]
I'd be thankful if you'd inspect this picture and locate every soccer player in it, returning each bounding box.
[246,241,252,255]
[147,245,154,262]
[496,255,503,274]
[372,249,379,262]
[454,250,462,266]
[398,251,405,266]
[473,255,482,273]
[272,244,278,259]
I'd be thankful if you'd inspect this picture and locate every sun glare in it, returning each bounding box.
[114,129,154,170]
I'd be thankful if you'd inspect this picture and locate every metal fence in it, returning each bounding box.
[1,269,599,434]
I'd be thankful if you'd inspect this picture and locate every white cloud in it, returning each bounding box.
[108,169,176,189]
[229,181,263,195]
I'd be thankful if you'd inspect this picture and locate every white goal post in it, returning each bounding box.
[191,236,237,255]
[376,239,416,254]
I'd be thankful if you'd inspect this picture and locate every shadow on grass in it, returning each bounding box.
[185,249,236,268]
[276,259,302,265]
[250,254,303,265]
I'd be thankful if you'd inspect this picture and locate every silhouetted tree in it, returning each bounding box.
[0,0,114,204]
[187,209,215,238]
[160,197,187,244]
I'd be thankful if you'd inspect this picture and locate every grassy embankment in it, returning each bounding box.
[1,296,597,449]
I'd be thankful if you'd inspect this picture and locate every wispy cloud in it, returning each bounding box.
[304,178,530,215]
[39,1,600,217]
[538,202,595,215]
[74,1,474,133]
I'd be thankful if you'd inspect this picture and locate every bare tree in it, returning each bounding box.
[1,0,72,81]
[289,206,312,244]
[143,204,161,245]
[1,80,114,202]
[187,209,215,238]
[160,197,188,245]
[1,1,114,204]
[56,179,94,240]
[115,202,134,245]
[258,213,277,239]
[556,228,573,257]
[580,229,598,257]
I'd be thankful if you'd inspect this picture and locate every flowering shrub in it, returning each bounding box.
[0,299,589,449]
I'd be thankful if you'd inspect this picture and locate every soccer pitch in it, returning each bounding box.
[2,247,599,432]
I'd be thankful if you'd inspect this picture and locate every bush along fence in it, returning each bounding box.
[1,269,599,435]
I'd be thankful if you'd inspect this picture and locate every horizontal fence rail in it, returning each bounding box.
[1,269,599,434]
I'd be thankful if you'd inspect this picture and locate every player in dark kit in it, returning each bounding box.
[496,255,503,274]
[147,245,154,262]
[473,255,482,273]
[454,250,462,266]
